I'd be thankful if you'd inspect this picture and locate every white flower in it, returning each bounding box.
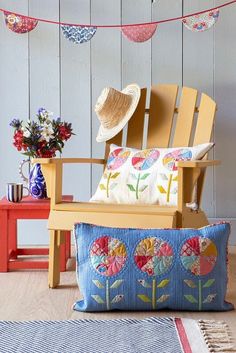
[23,129,31,138]
[41,123,54,142]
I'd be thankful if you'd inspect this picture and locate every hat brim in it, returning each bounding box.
[96,84,141,143]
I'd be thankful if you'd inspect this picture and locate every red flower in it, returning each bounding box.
[13,130,27,151]
[37,148,56,158]
[58,125,72,141]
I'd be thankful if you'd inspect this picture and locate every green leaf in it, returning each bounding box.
[203,294,216,303]
[140,173,150,180]
[91,295,105,304]
[159,173,168,181]
[138,294,151,303]
[99,184,106,191]
[203,279,215,288]
[139,185,148,193]
[130,173,138,180]
[92,279,104,289]
[111,294,124,304]
[157,294,170,303]
[111,172,120,179]
[184,279,197,288]
[110,280,123,289]
[173,176,178,182]
[110,183,118,190]
[138,279,151,288]
[127,184,136,192]
[157,185,167,194]
[157,279,170,288]
[184,295,198,304]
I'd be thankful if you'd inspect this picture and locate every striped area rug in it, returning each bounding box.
[0,317,234,353]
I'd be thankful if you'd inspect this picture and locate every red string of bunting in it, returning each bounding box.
[0,0,235,28]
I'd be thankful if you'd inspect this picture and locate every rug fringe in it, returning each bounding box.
[198,320,236,353]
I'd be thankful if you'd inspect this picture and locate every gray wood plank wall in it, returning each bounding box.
[0,0,235,244]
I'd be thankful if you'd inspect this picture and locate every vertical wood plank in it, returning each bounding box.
[29,0,60,114]
[60,0,91,201]
[0,0,29,197]
[215,0,236,222]
[152,0,182,85]
[183,0,215,217]
[126,88,147,149]
[193,93,216,146]
[147,84,178,148]
[91,0,121,194]
[172,87,198,147]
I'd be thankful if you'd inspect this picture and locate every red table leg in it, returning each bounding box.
[8,219,17,260]
[0,210,8,272]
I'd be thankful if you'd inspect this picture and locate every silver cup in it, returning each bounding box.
[6,183,29,203]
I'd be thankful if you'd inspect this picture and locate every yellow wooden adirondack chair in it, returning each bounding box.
[34,84,220,288]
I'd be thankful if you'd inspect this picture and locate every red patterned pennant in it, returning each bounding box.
[122,24,157,43]
[4,11,38,34]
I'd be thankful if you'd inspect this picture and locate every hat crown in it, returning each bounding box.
[95,87,132,129]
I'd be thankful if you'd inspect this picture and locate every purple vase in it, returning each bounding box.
[29,163,47,199]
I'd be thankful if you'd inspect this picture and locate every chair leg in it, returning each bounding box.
[48,230,61,288]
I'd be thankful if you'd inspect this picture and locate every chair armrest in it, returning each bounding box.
[177,160,220,210]
[32,158,106,165]
[32,158,105,204]
[177,160,221,168]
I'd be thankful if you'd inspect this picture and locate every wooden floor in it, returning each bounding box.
[0,247,235,340]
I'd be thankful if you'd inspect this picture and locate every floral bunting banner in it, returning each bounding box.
[182,9,219,32]
[121,24,157,43]
[0,0,233,43]
[61,25,97,44]
[4,11,38,34]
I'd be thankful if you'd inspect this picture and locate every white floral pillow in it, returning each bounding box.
[90,143,214,206]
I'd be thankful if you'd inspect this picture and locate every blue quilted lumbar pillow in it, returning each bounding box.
[73,222,234,312]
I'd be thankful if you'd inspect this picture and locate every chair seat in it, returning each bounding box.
[54,201,177,215]
[49,202,177,231]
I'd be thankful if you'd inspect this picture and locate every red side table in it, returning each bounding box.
[0,195,73,272]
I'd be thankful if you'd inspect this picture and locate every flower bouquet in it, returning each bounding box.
[10,108,74,198]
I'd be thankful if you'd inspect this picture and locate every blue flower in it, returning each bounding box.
[9,118,21,129]
[38,107,47,116]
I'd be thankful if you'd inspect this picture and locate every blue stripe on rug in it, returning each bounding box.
[0,317,184,353]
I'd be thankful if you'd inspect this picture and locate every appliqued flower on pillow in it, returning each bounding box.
[90,143,214,206]
[97,147,130,199]
[127,149,160,200]
[157,148,193,205]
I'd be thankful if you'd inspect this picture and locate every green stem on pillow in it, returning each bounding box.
[106,173,112,198]
[135,174,141,200]
[198,279,202,311]
[106,279,110,310]
[166,173,173,203]
[152,279,156,310]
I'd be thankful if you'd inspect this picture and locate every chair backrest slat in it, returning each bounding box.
[147,84,178,148]
[193,93,217,146]
[126,88,147,149]
[172,87,198,147]
[105,131,123,161]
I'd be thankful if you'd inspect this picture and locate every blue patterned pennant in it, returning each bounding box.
[61,25,97,44]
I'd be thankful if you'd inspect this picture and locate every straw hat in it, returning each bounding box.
[95,84,141,142]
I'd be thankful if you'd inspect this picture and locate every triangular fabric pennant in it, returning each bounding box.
[4,11,38,34]
[61,25,97,44]
[121,23,157,43]
[182,9,219,32]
